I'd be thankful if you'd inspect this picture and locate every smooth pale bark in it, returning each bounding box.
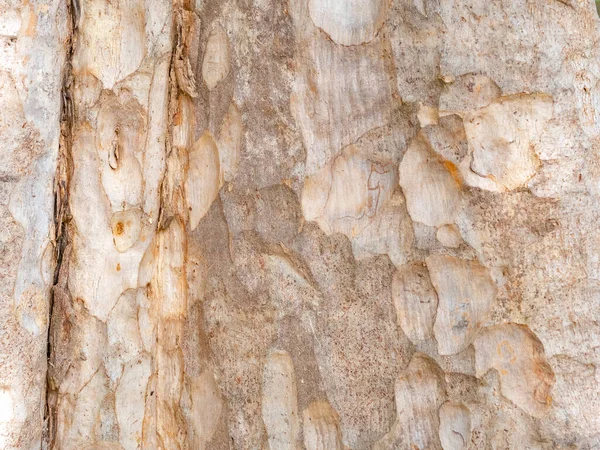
[0,1,67,449]
[48,0,174,448]
[2,0,600,449]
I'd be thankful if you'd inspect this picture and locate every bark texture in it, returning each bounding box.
[0,0,67,448]
[2,0,600,449]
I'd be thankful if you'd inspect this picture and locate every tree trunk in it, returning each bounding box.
[1,0,600,449]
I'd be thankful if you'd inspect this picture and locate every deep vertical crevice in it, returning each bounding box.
[43,0,77,447]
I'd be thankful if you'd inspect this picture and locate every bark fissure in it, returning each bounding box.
[45,0,76,445]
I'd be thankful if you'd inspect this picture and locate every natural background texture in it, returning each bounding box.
[1,0,600,449]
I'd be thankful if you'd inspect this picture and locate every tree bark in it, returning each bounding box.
[0,1,67,448]
[1,0,600,449]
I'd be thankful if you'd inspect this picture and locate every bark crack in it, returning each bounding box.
[43,1,77,447]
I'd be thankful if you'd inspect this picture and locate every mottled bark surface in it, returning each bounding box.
[0,0,67,448]
[2,0,600,449]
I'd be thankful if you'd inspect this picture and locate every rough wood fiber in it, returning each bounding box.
[1,0,600,449]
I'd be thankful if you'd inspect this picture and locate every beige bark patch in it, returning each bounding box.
[474,323,555,418]
[106,290,144,383]
[264,252,321,319]
[115,356,151,450]
[75,0,145,89]
[374,353,446,450]
[0,71,31,175]
[351,191,414,267]
[438,401,471,450]
[217,102,243,184]
[58,369,110,449]
[137,290,155,353]
[439,73,501,113]
[389,9,441,105]
[153,220,186,318]
[392,262,438,343]
[188,370,223,447]
[308,0,387,46]
[418,104,440,127]
[0,8,21,37]
[154,345,185,448]
[436,224,463,248]
[400,134,462,227]
[302,401,343,450]
[185,132,221,231]
[202,24,231,90]
[96,93,146,209]
[426,255,497,355]
[262,350,300,450]
[0,388,14,423]
[413,0,426,16]
[463,94,553,192]
[290,29,391,175]
[137,242,156,288]
[302,145,397,238]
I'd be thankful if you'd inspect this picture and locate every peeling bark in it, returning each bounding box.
[2,0,600,449]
